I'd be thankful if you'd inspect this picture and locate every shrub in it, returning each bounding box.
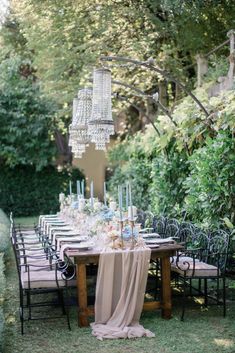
[184,131,235,228]
[108,134,153,210]
[0,165,84,216]
[108,130,189,216]
[0,256,5,351]
[0,209,10,254]
[0,210,10,352]
[150,150,189,216]
[0,307,4,352]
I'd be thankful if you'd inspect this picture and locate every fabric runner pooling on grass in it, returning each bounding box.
[91,248,155,340]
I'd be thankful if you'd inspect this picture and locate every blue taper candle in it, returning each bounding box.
[104,182,107,206]
[126,182,129,210]
[77,180,81,196]
[81,179,85,197]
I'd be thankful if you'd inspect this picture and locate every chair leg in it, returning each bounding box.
[154,260,159,301]
[223,277,226,317]
[19,289,24,335]
[189,278,192,296]
[217,277,220,304]
[181,277,186,321]
[58,290,66,315]
[204,278,208,307]
[65,287,71,331]
[198,278,201,293]
[27,291,32,319]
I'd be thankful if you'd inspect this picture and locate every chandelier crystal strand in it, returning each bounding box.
[72,97,79,124]
[88,68,114,151]
[73,88,92,142]
[69,88,93,158]
[71,142,86,154]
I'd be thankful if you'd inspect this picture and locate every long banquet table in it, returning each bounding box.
[67,242,183,327]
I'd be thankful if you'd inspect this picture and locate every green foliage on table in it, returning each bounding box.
[0,166,84,217]
[184,131,235,228]
[0,55,57,171]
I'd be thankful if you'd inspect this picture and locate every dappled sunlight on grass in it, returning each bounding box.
[3,242,235,353]
[214,338,234,349]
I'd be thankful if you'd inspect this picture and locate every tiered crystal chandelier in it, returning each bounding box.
[69,88,92,158]
[88,68,114,150]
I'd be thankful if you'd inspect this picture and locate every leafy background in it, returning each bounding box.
[0,1,234,227]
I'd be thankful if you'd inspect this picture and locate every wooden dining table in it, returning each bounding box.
[67,243,183,327]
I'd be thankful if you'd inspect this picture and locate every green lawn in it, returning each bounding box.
[14,216,38,227]
[3,218,235,352]
[3,246,235,353]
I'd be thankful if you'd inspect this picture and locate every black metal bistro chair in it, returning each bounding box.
[10,217,76,334]
[171,230,230,320]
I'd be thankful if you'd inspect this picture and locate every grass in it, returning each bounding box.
[3,219,235,353]
[14,216,38,227]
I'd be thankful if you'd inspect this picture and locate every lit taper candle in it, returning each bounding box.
[104,181,107,206]
[126,182,129,210]
[129,182,134,220]
[81,179,85,197]
[90,180,94,208]
[77,180,81,196]
[118,185,123,221]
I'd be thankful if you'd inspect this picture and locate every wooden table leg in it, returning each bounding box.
[76,263,89,327]
[161,256,172,319]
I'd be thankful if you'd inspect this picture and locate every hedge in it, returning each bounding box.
[0,210,10,352]
[0,165,84,217]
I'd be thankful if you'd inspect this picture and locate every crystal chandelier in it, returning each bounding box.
[69,88,92,158]
[88,68,114,151]
[71,142,86,158]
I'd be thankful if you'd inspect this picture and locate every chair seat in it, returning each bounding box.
[20,258,56,267]
[171,255,200,266]
[20,230,37,235]
[171,259,220,277]
[21,268,76,289]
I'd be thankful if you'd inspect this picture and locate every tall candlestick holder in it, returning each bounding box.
[129,219,136,250]
[119,219,124,249]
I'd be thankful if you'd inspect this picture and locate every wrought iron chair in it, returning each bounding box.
[171,231,229,320]
[10,220,76,334]
[166,218,180,228]
[152,215,167,237]
[164,223,180,240]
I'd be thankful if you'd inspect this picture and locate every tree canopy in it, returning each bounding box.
[0,55,56,170]
[7,0,235,112]
[0,0,234,225]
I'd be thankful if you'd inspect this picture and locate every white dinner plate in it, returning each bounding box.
[48,220,65,223]
[58,235,88,243]
[73,242,95,250]
[142,233,160,238]
[147,244,160,248]
[145,237,174,244]
[145,239,162,244]
[53,227,73,232]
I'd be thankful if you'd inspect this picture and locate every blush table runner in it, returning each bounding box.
[91,248,155,340]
